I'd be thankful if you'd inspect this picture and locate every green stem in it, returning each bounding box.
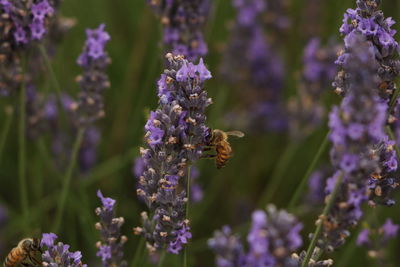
[300,172,343,267]
[0,106,13,165]
[38,44,66,122]
[183,165,192,267]
[131,236,145,267]
[388,86,400,115]
[52,128,85,233]
[157,251,166,267]
[81,146,138,188]
[288,133,329,211]
[19,75,29,233]
[258,141,299,207]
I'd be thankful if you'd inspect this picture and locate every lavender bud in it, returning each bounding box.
[135,54,212,254]
[146,0,210,61]
[75,23,110,127]
[95,190,127,267]
[41,232,87,267]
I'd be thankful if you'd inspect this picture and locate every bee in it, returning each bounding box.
[4,238,42,267]
[206,129,244,169]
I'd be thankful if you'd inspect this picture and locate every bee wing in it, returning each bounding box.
[225,130,245,138]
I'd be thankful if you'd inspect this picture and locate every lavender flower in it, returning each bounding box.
[146,0,210,61]
[75,23,110,126]
[95,190,127,267]
[26,88,101,173]
[0,0,71,97]
[356,219,399,261]
[333,0,400,100]
[208,226,245,267]
[134,54,212,254]
[318,33,387,252]
[306,166,334,205]
[220,0,287,132]
[368,138,399,206]
[41,232,87,267]
[209,205,303,267]
[288,38,341,139]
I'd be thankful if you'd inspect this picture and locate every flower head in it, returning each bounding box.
[75,23,111,126]
[41,232,87,267]
[135,54,212,254]
[147,0,210,61]
[95,190,127,267]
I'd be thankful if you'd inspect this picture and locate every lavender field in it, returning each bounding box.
[1,0,400,266]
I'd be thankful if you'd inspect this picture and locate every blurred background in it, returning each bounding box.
[1,0,400,266]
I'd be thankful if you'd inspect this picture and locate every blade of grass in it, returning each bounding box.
[300,172,343,267]
[183,165,192,267]
[19,70,29,234]
[288,132,329,211]
[0,106,13,165]
[53,128,85,233]
[258,141,300,207]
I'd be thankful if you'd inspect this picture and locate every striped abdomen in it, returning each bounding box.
[215,141,232,169]
[4,247,25,267]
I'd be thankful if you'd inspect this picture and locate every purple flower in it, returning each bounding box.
[209,205,302,267]
[147,0,210,61]
[41,232,87,267]
[356,229,370,246]
[333,0,400,100]
[95,190,127,267]
[357,219,399,261]
[368,139,399,206]
[220,0,288,133]
[208,226,246,267]
[318,33,387,252]
[75,24,110,126]
[381,219,399,239]
[134,54,212,254]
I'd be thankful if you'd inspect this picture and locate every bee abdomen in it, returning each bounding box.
[216,145,231,168]
[4,247,24,267]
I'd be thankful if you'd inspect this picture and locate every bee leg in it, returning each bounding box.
[27,255,42,266]
[201,154,216,159]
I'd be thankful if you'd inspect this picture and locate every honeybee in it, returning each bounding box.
[206,129,244,169]
[4,238,42,267]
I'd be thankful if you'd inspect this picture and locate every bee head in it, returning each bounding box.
[21,238,41,252]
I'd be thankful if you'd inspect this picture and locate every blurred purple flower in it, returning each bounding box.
[146,0,210,61]
[319,33,387,252]
[208,226,245,267]
[209,205,302,267]
[75,23,111,127]
[356,219,399,261]
[220,0,287,133]
[288,38,341,139]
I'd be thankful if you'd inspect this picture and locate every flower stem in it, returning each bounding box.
[300,172,343,267]
[158,250,166,267]
[258,141,299,207]
[52,128,85,233]
[183,165,192,267]
[0,106,13,165]
[388,87,400,114]
[131,236,145,267]
[19,73,29,234]
[288,132,329,211]
[38,44,66,122]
